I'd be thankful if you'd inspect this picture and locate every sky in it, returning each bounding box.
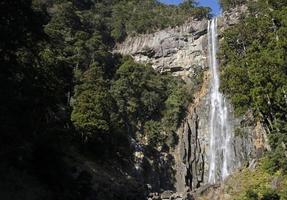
[159,0,221,16]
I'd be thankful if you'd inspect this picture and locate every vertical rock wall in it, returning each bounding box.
[114,5,269,193]
[174,73,269,192]
[174,71,210,192]
[114,18,209,85]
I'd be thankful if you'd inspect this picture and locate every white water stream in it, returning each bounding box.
[207,18,234,184]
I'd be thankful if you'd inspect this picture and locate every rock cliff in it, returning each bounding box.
[115,17,209,87]
[174,72,270,193]
[115,5,248,81]
[115,5,269,197]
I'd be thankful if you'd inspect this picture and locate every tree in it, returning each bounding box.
[111,57,187,146]
[219,0,246,11]
[220,0,287,173]
[71,64,113,140]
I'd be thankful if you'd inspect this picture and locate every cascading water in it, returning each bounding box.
[207,18,235,184]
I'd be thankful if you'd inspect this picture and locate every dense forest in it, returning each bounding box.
[1,0,287,199]
[220,0,287,198]
[0,0,210,199]
[221,0,287,170]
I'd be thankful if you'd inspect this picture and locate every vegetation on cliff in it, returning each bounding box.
[0,0,211,199]
[111,0,211,41]
[220,0,287,193]
[3,0,287,198]
[219,0,246,11]
[198,159,287,200]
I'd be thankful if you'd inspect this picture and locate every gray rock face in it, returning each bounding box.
[115,4,268,195]
[174,72,210,192]
[219,5,248,28]
[171,7,269,190]
[174,72,270,192]
[115,18,209,84]
[114,5,248,83]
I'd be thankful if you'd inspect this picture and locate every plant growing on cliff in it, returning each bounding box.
[111,57,188,147]
[71,64,113,140]
[220,0,287,173]
[219,0,246,11]
[244,189,259,200]
[0,0,200,197]
[110,0,211,41]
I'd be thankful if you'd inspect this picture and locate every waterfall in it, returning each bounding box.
[207,18,234,184]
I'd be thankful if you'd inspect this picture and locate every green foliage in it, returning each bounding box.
[144,121,165,147]
[110,0,211,41]
[243,188,281,200]
[71,65,113,137]
[162,83,188,131]
[0,0,72,150]
[262,189,280,200]
[0,0,84,198]
[262,147,287,174]
[244,189,259,200]
[280,188,287,200]
[36,0,191,150]
[220,0,287,173]
[0,0,194,197]
[111,57,188,147]
[219,0,246,11]
[111,57,164,123]
[215,158,287,200]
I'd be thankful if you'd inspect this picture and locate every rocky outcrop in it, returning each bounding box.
[114,4,267,197]
[174,72,270,192]
[219,5,248,28]
[115,18,209,86]
[174,71,210,192]
[114,5,248,83]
